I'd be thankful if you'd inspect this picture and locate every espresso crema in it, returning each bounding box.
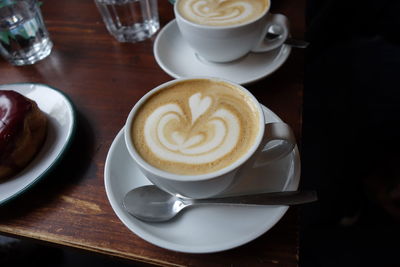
[131,79,260,175]
[177,0,269,26]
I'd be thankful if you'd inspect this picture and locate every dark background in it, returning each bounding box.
[301,0,400,266]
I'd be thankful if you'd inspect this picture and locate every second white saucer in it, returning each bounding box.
[153,20,291,85]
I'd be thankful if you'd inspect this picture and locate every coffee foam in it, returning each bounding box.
[178,0,269,26]
[131,79,260,175]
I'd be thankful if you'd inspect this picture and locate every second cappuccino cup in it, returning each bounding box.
[174,0,289,63]
[125,77,296,199]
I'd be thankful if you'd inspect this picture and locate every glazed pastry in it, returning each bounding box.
[0,90,47,180]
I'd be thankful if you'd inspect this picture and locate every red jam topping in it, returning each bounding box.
[0,90,33,161]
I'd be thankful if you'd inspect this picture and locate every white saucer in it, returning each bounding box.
[104,105,300,253]
[153,20,292,85]
[0,83,76,205]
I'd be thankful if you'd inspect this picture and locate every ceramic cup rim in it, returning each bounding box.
[124,77,265,182]
[173,0,271,30]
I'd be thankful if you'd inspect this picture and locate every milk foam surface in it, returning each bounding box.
[178,0,269,26]
[131,79,260,175]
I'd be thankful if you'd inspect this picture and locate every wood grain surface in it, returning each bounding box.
[0,0,305,266]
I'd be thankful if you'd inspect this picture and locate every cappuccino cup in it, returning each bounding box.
[125,77,295,198]
[174,0,289,62]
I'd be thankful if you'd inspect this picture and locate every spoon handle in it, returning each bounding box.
[189,191,317,206]
[284,38,309,48]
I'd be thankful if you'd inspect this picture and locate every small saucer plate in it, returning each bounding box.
[0,83,76,205]
[153,20,291,85]
[104,105,300,253]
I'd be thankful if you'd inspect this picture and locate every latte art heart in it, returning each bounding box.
[131,79,260,175]
[191,0,253,23]
[144,94,240,164]
[189,93,211,123]
[178,0,269,26]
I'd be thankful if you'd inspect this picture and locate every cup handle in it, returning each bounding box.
[251,13,290,53]
[253,122,296,167]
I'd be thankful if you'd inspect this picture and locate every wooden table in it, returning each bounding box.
[0,0,305,266]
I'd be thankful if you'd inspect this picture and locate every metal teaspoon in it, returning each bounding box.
[265,24,310,48]
[123,185,317,222]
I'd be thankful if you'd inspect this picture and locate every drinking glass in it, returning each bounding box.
[0,0,53,66]
[95,0,159,43]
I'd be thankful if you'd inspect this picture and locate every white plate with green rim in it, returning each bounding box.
[0,83,76,205]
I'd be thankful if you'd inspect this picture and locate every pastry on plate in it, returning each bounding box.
[0,90,47,180]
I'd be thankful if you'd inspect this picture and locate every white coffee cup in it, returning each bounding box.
[174,0,289,63]
[125,77,295,199]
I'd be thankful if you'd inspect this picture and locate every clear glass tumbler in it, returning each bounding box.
[0,0,53,66]
[94,0,160,43]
